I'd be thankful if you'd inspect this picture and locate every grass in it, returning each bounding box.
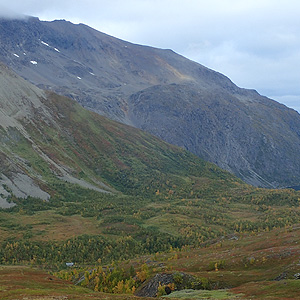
[1,196,298,245]
[0,210,103,242]
[1,225,300,299]
[0,266,153,300]
[163,289,243,299]
[232,280,300,299]
[121,224,300,298]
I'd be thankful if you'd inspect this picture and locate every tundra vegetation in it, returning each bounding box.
[0,180,300,299]
[0,67,300,299]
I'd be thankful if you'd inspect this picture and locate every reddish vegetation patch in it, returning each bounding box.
[231,280,300,299]
[0,266,150,300]
[149,225,300,293]
[0,266,72,299]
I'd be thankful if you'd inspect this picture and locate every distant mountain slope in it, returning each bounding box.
[1,17,300,188]
[129,84,300,188]
[0,62,240,208]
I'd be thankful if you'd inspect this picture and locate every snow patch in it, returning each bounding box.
[30,61,38,65]
[41,41,61,53]
[41,41,50,47]
[13,53,19,58]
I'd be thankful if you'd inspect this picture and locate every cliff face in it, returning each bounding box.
[129,84,300,187]
[1,17,300,187]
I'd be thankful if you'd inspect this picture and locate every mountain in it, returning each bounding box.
[0,61,241,209]
[1,16,300,188]
[1,61,300,300]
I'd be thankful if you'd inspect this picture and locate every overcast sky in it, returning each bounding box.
[1,0,299,112]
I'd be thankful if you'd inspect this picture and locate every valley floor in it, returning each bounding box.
[1,225,300,299]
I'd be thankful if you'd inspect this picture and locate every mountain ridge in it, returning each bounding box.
[0,61,243,208]
[1,17,300,188]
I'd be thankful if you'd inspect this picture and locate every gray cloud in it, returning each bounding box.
[0,4,28,19]
[0,0,299,112]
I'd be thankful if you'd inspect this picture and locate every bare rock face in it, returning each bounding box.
[135,272,202,297]
[135,273,173,297]
[294,273,300,279]
[129,84,300,188]
[1,17,300,188]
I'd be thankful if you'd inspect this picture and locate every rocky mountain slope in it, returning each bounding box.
[1,16,300,188]
[0,61,240,208]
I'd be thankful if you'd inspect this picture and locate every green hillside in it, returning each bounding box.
[33,91,240,197]
[1,90,299,268]
[0,64,300,299]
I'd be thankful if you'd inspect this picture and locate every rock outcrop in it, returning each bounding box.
[135,272,202,297]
